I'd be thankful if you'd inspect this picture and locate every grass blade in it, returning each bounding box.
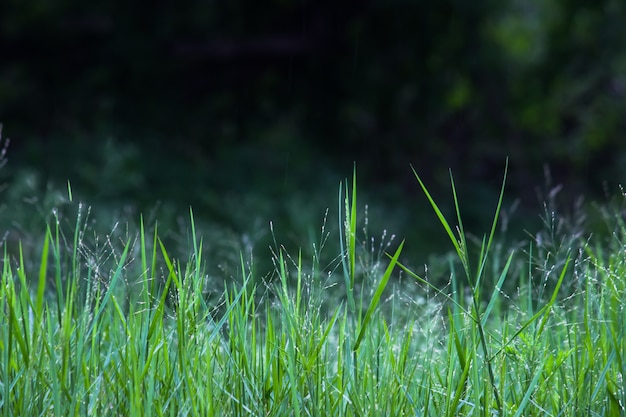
[411,166,461,257]
[481,250,513,327]
[353,239,404,351]
[34,226,51,320]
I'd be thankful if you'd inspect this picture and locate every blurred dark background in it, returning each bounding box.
[1,0,626,266]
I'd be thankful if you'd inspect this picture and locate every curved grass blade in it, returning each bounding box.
[353,239,404,351]
[411,166,461,258]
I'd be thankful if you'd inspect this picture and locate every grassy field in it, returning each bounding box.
[1,159,625,416]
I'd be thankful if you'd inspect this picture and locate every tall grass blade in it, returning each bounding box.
[475,158,508,288]
[481,251,513,326]
[338,169,358,314]
[35,226,51,319]
[353,239,404,351]
[411,166,461,258]
[349,165,357,289]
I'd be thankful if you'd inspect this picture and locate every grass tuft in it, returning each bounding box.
[0,164,624,416]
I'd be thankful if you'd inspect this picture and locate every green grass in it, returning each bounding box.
[1,164,625,416]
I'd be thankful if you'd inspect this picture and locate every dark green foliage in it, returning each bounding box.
[1,0,625,201]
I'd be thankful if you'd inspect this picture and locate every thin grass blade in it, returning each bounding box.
[353,240,404,351]
[411,165,461,257]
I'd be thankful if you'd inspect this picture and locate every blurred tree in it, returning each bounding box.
[0,0,625,203]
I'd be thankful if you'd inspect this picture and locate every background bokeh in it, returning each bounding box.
[1,0,625,273]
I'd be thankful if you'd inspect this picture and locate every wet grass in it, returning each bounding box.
[0,162,625,416]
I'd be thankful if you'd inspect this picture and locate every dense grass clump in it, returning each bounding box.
[0,165,625,416]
